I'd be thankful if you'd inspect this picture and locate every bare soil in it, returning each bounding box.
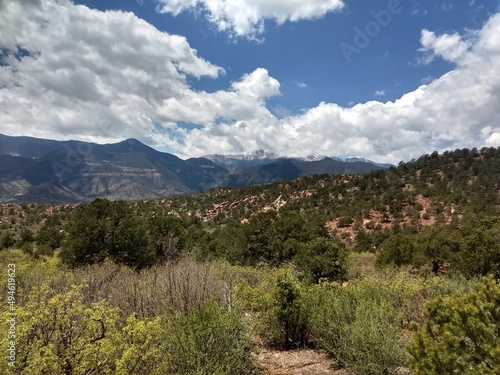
[256,349,350,375]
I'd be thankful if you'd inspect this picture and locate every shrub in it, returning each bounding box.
[305,278,408,375]
[260,273,309,349]
[0,284,122,375]
[294,237,347,284]
[408,276,500,375]
[162,300,256,375]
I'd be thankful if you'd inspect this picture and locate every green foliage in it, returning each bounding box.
[455,216,500,278]
[408,276,500,375]
[0,230,15,249]
[35,243,55,257]
[376,233,418,267]
[376,216,500,279]
[259,273,309,349]
[305,276,413,375]
[115,315,167,375]
[16,228,34,247]
[197,224,247,263]
[242,210,324,266]
[346,252,377,279]
[36,223,64,249]
[0,284,122,375]
[0,267,256,375]
[61,198,155,269]
[147,215,187,262]
[294,237,347,283]
[162,300,255,375]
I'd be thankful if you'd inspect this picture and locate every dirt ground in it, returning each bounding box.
[256,349,350,375]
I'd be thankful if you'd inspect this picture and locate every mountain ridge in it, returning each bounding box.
[0,133,388,204]
[203,149,392,170]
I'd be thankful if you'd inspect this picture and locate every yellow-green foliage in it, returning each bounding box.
[161,300,255,375]
[116,315,166,375]
[0,248,490,375]
[408,276,500,375]
[0,284,122,375]
[0,256,257,375]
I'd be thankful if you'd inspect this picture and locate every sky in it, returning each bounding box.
[0,0,500,163]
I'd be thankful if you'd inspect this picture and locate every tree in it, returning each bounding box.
[37,214,64,249]
[408,276,500,375]
[260,273,309,349]
[455,217,500,278]
[243,210,320,266]
[294,237,347,283]
[376,234,417,267]
[0,231,15,249]
[61,199,155,269]
[147,216,187,262]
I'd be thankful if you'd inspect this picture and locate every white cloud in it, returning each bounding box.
[155,0,345,39]
[0,0,222,143]
[163,14,500,162]
[0,0,499,164]
[419,29,472,64]
[374,90,386,96]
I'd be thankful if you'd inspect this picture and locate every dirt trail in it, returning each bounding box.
[257,349,349,375]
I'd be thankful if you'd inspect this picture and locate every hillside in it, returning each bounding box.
[2,146,498,243]
[142,146,500,236]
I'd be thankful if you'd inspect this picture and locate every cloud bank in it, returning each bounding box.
[0,0,499,163]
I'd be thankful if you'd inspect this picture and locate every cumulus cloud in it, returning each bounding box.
[163,14,500,162]
[155,0,345,39]
[0,0,222,143]
[0,0,499,164]
[419,29,473,64]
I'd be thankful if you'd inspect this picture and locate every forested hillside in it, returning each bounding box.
[140,146,500,241]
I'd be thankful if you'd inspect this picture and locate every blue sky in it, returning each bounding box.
[76,0,493,110]
[1,0,500,162]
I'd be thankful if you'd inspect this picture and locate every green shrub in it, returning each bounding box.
[163,300,256,375]
[408,276,500,375]
[257,273,309,349]
[346,252,376,279]
[305,278,408,375]
[35,243,55,257]
[294,237,347,284]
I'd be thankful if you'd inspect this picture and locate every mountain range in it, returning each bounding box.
[0,133,389,204]
[203,150,392,170]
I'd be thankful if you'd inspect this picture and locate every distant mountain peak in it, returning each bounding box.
[205,150,280,161]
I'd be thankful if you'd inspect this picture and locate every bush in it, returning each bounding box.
[305,278,408,375]
[294,237,347,284]
[408,276,500,375]
[0,231,15,249]
[162,300,256,375]
[0,284,123,375]
[0,279,256,375]
[61,199,155,269]
[258,273,309,349]
[35,243,55,257]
